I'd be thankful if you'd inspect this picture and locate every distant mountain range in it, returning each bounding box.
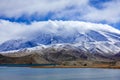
[0,21,120,65]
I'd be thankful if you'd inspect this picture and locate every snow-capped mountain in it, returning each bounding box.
[0,21,120,56]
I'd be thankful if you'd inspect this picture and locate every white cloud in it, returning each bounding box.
[0,0,120,23]
[0,19,120,44]
[0,20,26,42]
[0,0,88,18]
[82,0,120,23]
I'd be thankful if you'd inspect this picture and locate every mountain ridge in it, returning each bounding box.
[0,21,120,56]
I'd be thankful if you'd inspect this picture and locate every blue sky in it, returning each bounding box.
[0,0,120,29]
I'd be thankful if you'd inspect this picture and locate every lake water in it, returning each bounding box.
[0,67,120,80]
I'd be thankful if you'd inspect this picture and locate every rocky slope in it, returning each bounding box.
[0,44,119,66]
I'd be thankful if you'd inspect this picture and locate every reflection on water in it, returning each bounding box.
[0,67,120,80]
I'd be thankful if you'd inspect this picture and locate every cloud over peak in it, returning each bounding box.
[0,20,120,44]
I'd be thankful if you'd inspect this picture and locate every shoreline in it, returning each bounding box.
[0,63,120,69]
[31,65,120,69]
[0,64,120,69]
